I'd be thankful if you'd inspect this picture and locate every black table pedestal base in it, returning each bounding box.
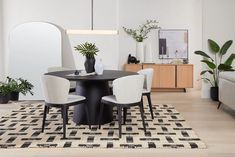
[73,81,113,125]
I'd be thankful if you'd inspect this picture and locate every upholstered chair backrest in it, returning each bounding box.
[41,75,70,104]
[138,68,154,92]
[113,75,144,104]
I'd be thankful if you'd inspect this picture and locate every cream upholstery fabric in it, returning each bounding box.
[138,68,154,93]
[47,66,76,89]
[219,72,235,110]
[111,75,144,104]
[41,75,85,104]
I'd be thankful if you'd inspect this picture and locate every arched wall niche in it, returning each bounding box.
[9,22,62,100]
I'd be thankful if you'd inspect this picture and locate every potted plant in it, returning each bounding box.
[0,82,11,104]
[7,77,34,101]
[74,42,99,73]
[194,39,235,101]
[123,20,160,62]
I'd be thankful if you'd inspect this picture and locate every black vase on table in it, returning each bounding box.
[210,87,218,101]
[84,57,95,73]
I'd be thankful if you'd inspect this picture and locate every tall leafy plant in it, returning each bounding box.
[194,39,235,87]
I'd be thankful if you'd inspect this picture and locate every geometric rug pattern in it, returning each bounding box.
[0,102,206,149]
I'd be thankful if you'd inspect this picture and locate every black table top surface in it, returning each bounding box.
[46,70,137,81]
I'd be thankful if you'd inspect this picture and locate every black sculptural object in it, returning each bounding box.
[128,54,140,64]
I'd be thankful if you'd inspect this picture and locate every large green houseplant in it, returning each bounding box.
[194,39,235,100]
[74,42,99,73]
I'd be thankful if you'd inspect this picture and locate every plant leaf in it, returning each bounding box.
[224,53,235,66]
[200,70,214,75]
[201,60,216,69]
[218,64,235,71]
[208,39,220,53]
[220,40,233,55]
[194,51,213,61]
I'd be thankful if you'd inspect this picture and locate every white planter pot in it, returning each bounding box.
[94,59,104,75]
[144,43,153,63]
[136,42,144,63]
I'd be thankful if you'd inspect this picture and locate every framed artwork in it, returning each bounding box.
[159,29,188,59]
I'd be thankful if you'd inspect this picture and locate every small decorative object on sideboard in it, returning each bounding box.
[123,20,160,63]
[128,54,140,64]
[74,42,99,73]
[194,39,235,101]
[183,58,189,64]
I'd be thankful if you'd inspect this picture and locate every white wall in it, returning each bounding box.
[1,0,204,91]
[2,0,119,74]
[201,0,235,98]
[0,0,4,81]
[119,0,203,89]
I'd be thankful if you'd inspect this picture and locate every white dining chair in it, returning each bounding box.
[47,66,76,93]
[41,75,90,139]
[98,75,146,138]
[138,68,154,119]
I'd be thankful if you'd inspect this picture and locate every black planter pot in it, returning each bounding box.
[9,91,19,101]
[84,57,95,73]
[0,93,10,104]
[210,87,219,101]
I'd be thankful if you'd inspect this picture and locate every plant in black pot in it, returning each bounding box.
[194,39,235,101]
[0,82,11,104]
[7,77,34,101]
[74,42,99,73]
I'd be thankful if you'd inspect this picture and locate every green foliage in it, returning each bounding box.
[74,42,99,58]
[123,20,160,42]
[0,82,11,95]
[194,39,235,87]
[6,77,34,95]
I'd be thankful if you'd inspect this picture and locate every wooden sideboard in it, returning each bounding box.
[124,63,193,91]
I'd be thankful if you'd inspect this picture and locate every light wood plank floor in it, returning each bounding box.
[0,90,235,157]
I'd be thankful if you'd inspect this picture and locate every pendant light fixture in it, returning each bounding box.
[67,0,118,35]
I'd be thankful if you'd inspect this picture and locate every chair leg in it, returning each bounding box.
[42,106,48,133]
[146,93,154,119]
[62,106,67,139]
[47,107,50,114]
[117,106,122,138]
[98,102,104,129]
[139,101,147,134]
[66,106,69,124]
[217,102,222,109]
[123,107,127,125]
[84,104,91,129]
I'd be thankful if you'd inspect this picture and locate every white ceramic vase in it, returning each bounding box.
[94,58,104,75]
[136,42,144,63]
[144,43,153,63]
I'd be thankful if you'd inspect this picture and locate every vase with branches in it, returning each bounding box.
[123,20,160,62]
[123,20,160,42]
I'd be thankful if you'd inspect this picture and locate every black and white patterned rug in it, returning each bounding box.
[0,102,206,149]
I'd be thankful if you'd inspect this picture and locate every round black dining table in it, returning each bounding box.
[46,70,137,125]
